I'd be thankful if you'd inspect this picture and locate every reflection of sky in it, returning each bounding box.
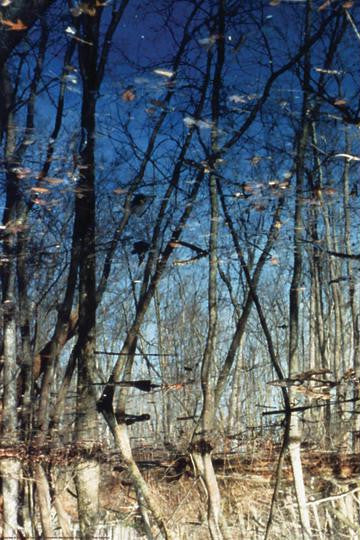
[1,1,359,259]
[1,2,359,422]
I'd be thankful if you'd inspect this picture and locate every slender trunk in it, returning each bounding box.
[287,3,312,537]
[1,67,20,539]
[190,4,230,539]
[308,125,332,446]
[154,291,170,442]
[112,423,174,540]
[74,8,101,537]
[35,463,53,538]
[228,343,243,434]
[53,470,73,539]
[71,5,132,535]
[311,119,350,448]
[342,131,360,452]
[20,477,36,538]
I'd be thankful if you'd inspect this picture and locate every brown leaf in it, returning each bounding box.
[334,98,347,106]
[122,88,136,102]
[318,0,332,10]
[31,187,50,194]
[323,187,337,195]
[44,177,65,185]
[79,2,97,15]
[0,18,28,31]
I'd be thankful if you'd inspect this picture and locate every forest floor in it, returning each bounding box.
[1,440,359,537]
[25,441,356,538]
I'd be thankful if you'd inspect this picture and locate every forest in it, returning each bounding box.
[0,0,359,538]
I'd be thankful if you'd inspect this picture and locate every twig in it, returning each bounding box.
[284,487,360,507]
[344,10,360,43]
[262,396,360,416]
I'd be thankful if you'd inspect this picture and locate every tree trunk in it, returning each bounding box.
[74,7,101,536]
[1,67,21,539]
[35,463,54,538]
[287,3,312,537]
[112,422,174,540]
[0,459,21,538]
[190,4,230,538]
[342,131,360,452]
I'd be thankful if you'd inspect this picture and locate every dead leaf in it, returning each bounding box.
[318,0,332,10]
[334,153,360,161]
[31,187,50,194]
[334,98,347,106]
[0,17,28,31]
[323,187,337,195]
[113,187,128,194]
[342,1,353,8]
[153,68,174,78]
[122,88,136,102]
[315,67,341,74]
[269,0,281,5]
[43,177,65,185]
[278,181,290,189]
[65,26,76,35]
[70,0,107,14]
[268,180,278,187]
[342,368,356,381]
[79,2,97,15]
[229,94,247,104]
